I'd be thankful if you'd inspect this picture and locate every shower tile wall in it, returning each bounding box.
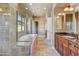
[0,14,10,55]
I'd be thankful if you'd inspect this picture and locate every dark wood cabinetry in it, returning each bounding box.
[63,39,69,56]
[69,41,78,56]
[55,34,79,56]
[58,36,63,55]
[77,45,79,56]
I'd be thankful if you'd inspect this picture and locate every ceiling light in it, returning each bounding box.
[25,8,28,10]
[64,5,74,11]
[44,7,46,10]
[29,3,32,5]
[69,7,74,11]
[64,8,69,11]
[0,8,2,11]
[64,7,74,11]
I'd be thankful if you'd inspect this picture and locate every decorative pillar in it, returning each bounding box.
[9,4,18,46]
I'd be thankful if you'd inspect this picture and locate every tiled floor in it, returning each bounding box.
[32,36,60,56]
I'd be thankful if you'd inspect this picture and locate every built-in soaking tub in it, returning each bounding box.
[16,34,37,56]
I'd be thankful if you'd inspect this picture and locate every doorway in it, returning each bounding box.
[35,21,38,34]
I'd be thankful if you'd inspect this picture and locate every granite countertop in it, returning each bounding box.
[61,35,79,44]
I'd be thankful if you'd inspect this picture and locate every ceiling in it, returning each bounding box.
[54,3,79,16]
[0,4,9,13]
[23,3,52,17]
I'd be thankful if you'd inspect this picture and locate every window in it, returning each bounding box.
[17,12,26,32]
[22,17,25,31]
[17,14,22,32]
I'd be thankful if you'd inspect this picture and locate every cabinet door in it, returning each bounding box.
[63,39,69,56]
[55,35,59,50]
[78,45,79,56]
[69,41,78,56]
[58,36,63,55]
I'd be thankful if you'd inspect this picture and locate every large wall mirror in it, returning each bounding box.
[56,15,64,31]
[75,11,79,34]
[65,14,73,32]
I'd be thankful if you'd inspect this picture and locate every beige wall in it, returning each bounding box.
[34,17,46,35]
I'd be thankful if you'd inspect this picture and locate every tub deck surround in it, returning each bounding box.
[16,34,37,55]
[18,34,37,42]
[10,34,37,56]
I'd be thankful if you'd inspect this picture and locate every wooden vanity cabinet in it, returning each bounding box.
[55,35,59,51]
[78,45,79,55]
[63,39,69,56]
[68,41,78,56]
[58,36,64,55]
[55,34,78,56]
[55,35,64,55]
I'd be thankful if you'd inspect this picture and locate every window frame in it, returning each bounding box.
[17,12,26,33]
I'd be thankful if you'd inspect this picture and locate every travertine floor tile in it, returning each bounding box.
[32,37,60,56]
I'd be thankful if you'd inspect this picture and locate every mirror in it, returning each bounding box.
[65,14,73,32]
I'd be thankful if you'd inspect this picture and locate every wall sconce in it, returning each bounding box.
[0,8,2,11]
[56,16,59,18]
[58,13,65,16]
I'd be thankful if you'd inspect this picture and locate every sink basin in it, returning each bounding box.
[75,39,79,43]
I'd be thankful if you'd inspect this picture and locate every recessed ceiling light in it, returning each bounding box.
[44,7,46,10]
[29,3,32,5]
[25,8,28,10]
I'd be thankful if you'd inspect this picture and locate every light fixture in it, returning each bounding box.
[58,13,65,15]
[29,3,32,5]
[44,7,46,10]
[0,8,2,11]
[56,16,59,18]
[64,8,69,11]
[25,8,28,10]
[64,4,74,11]
[69,7,74,11]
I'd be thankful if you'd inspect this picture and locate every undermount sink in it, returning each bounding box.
[75,39,79,43]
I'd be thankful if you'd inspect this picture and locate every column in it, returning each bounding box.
[9,4,18,46]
